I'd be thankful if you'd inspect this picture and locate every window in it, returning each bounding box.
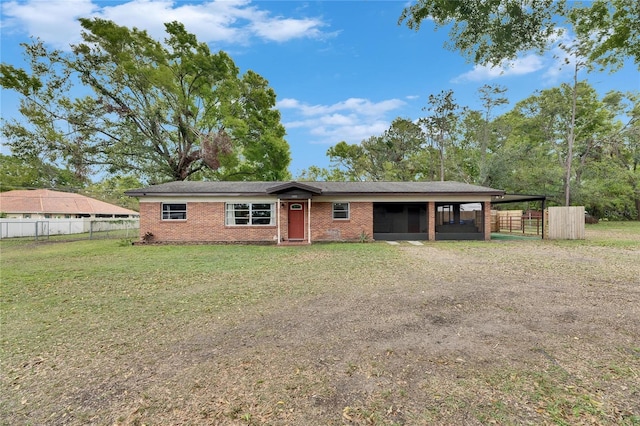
[226,203,275,226]
[162,203,187,220]
[333,202,350,220]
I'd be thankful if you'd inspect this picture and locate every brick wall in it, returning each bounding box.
[428,201,436,240]
[139,201,374,243]
[311,202,373,242]
[483,201,492,241]
[139,202,278,243]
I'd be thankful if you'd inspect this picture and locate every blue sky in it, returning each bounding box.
[1,0,639,179]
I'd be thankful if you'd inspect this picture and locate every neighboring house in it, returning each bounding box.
[125,181,506,243]
[0,189,140,219]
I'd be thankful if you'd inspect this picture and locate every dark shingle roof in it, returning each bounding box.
[126,181,504,197]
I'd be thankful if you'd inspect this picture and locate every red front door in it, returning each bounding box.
[288,203,305,240]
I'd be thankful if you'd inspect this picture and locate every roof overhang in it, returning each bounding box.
[125,181,507,199]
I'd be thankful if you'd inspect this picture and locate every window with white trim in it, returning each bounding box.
[225,203,275,226]
[333,202,350,220]
[162,203,187,220]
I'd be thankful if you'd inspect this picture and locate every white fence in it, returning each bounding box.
[0,218,139,240]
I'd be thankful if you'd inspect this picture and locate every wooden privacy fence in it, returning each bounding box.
[545,206,585,240]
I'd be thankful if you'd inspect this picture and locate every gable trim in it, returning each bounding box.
[266,181,323,195]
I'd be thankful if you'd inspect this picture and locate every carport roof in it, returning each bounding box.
[491,194,547,204]
[126,181,505,197]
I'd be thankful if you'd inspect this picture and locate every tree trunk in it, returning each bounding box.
[439,132,445,181]
[565,63,579,206]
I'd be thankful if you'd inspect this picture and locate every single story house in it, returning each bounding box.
[0,189,139,219]
[125,181,506,244]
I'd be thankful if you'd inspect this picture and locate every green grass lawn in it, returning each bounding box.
[1,242,391,354]
[1,222,639,425]
[1,241,404,424]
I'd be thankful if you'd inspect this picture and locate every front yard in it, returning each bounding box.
[1,222,639,425]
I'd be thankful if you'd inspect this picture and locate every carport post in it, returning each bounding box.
[428,201,436,240]
[307,198,311,244]
[541,198,546,239]
[484,201,491,241]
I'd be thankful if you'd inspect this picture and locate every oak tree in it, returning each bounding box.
[1,19,291,183]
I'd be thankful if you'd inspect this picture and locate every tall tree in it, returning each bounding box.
[0,43,92,183]
[0,154,84,191]
[477,84,508,185]
[326,118,428,181]
[624,94,640,219]
[558,38,591,205]
[485,110,565,199]
[420,90,461,181]
[296,165,351,182]
[581,91,640,219]
[1,19,291,183]
[83,175,142,211]
[399,0,640,69]
[506,83,619,206]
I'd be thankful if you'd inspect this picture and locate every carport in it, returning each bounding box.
[373,203,428,241]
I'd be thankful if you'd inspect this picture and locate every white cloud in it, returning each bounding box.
[278,97,405,145]
[320,113,355,126]
[452,54,545,83]
[280,97,405,117]
[277,98,302,109]
[2,0,98,48]
[1,0,329,50]
[250,16,326,42]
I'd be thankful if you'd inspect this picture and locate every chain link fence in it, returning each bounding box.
[0,219,139,241]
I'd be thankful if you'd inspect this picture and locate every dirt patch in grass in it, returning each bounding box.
[1,228,639,425]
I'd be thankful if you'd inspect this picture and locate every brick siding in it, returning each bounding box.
[428,201,436,240]
[139,201,374,243]
[140,202,277,243]
[310,202,373,242]
[483,201,492,241]
[138,200,492,243]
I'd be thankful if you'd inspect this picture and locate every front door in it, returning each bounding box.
[288,203,305,240]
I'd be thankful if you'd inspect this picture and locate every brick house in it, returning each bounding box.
[125,181,505,244]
